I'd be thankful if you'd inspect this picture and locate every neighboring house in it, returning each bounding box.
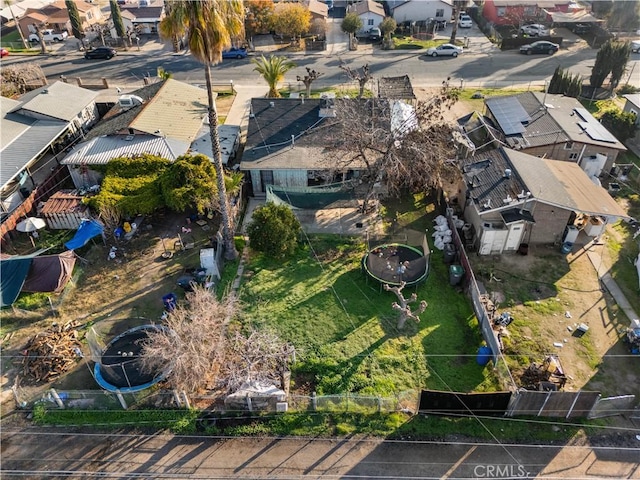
[120,5,165,34]
[19,0,102,37]
[466,92,626,178]
[62,79,237,188]
[458,147,629,255]
[348,0,385,33]
[391,0,452,25]
[305,0,329,22]
[482,0,581,26]
[8,81,100,135]
[109,9,136,39]
[623,93,640,126]
[0,0,54,25]
[240,98,366,194]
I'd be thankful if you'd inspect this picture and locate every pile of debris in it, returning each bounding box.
[521,355,567,391]
[21,322,83,383]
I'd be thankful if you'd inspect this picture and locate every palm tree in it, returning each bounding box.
[251,55,296,98]
[159,0,244,261]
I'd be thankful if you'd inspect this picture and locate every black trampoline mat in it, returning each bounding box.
[99,328,158,388]
[364,244,427,286]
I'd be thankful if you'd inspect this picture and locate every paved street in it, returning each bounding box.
[2,428,640,479]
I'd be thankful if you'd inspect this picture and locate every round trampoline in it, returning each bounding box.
[94,324,172,393]
[362,243,429,287]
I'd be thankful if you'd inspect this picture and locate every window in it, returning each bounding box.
[497,7,506,17]
[87,11,92,20]
[524,6,536,16]
[368,18,374,26]
[564,141,574,150]
[569,153,578,160]
[436,9,444,18]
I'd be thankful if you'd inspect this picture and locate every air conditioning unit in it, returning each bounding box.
[118,95,144,108]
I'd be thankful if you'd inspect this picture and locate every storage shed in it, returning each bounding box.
[40,190,89,230]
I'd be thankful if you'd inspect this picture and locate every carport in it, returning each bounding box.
[547,10,602,26]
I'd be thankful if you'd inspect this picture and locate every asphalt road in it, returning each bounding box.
[2,428,640,479]
[10,39,639,91]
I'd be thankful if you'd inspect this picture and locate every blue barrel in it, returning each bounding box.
[476,346,492,366]
[561,242,573,254]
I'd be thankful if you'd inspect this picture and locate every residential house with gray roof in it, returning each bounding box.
[457,147,629,255]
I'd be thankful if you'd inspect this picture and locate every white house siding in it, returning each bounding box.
[357,12,385,32]
[392,0,452,23]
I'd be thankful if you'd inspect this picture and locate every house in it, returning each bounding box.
[0,83,98,242]
[623,93,640,126]
[120,4,165,34]
[304,0,329,22]
[348,0,386,33]
[391,0,452,25]
[482,0,585,26]
[0,0,53,25]
[61,79,238,188]
[458,147,629,255]
[240,97,366,195]
[466,92,626,178]
[18,0,102,37]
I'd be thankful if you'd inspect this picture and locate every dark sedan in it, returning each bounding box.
[519,41,559,55]
[85,46,117,60]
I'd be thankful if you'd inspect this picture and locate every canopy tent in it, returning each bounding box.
[21,251,76,293]
[0,249,50,307]
[64,219,104,250]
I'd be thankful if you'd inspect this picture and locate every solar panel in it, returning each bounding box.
[487,97,531,135]
[574,108,617,143]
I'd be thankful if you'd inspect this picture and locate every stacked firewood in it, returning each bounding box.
[22,322,83,383]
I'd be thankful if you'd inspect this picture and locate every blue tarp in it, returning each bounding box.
[64,219,104,250]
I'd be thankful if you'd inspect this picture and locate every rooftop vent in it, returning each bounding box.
[504,168,512,179]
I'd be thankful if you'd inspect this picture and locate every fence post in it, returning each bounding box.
[377,396,381,413]
[566,391,581,419]
[180,391,191,409]
[311,391,317,411]
[537,392,551,417]
[49,388,65,409]
[247,395,253,412]
[115,391,128,409]
[587,393,602,419]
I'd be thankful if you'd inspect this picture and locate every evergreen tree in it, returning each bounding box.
[65,0,85,47]
[590,40,614,88]
[610,41,631,91]
[110,0,126,43]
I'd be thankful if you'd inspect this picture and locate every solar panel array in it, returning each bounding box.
[574,107,617,143]
[487,97,531,135]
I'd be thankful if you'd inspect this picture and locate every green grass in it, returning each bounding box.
[239,198,500,396]
[392,36,463,50]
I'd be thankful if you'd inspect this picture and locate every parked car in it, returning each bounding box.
[356,28,382,42]
[85,46,117,59]
[28,29,68,42]
[571,23,592,34]
[221,47,248,59]
[426,43,463,57]
[520,24,549,36]
[458,15,472,28]
[519,41,559,55]
[0,48,9,58]
[632,40,640,53]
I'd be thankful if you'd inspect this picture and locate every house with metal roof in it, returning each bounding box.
[465,92,626,179]
[457,147,630,255]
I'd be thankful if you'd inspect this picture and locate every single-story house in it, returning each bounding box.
[623,93,640,126]
[457,147,629,255]
[348,0,386,33]
[120,5,164,34]
[0,0,53,24]
[461,92,626,178]
[240,97,366,195]
[482,0,583,26]
[391,0,452,25]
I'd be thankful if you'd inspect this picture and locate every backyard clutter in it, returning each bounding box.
[20,322,83,383]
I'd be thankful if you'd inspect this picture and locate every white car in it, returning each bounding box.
[426,43,463,57]
[520,24,549,36]
[458,15,472,28]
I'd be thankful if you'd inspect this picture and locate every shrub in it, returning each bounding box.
[599,109,637,142]
[246,202,301,258]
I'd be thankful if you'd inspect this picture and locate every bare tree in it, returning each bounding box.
[339,62,371,98]
[139,287,236,393]
[296,67,324,98]
[318,83,461,212]
[384,282,428,329]
[1,63,47,97]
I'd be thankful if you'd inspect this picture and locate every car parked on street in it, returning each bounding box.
[520,24,549,36]
[632,40,640,53]
[221,47,248,59]
[519,40,559,55]
[458,15,472,28]
[426,43,463,57]
[85,46,117,60]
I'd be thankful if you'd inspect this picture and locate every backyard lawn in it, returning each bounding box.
[239,196,501,397]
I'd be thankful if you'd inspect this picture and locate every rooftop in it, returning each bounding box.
[11,81,99,122]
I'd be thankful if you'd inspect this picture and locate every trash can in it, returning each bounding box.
[476,345,492,366]
[449,265,464,286]
[443,243,456,264]
[561,242,573,254]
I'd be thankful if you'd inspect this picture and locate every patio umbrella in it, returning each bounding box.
[16,217,46,233]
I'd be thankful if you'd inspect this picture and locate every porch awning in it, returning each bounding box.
[501,208,536,224]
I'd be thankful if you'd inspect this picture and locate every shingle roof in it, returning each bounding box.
[12,81,99,122]
[352,0,385,17]
[120,5,163,20]
[378,76,416,100]
[60,134,189,165]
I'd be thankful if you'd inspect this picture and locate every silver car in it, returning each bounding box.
[426,43,463,57]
